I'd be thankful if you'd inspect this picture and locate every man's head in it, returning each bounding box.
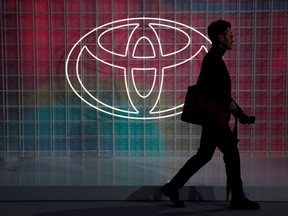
[208,20,234,50]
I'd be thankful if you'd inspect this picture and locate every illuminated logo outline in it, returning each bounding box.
[65,17,211,120]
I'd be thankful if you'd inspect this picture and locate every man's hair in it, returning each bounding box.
[208,20,231,45]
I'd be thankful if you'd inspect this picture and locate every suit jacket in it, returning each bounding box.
[196,45,232,110]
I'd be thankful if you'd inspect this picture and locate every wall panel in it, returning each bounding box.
[0,0,287,158]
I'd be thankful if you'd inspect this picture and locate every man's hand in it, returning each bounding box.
[239,113,256,124]
[229,100,255,124]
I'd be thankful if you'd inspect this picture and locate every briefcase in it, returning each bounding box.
[181,85,227,125]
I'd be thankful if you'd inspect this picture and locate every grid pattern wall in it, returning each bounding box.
[0,0,287,158]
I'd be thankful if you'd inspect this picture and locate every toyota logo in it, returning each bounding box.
[65,17,211,120]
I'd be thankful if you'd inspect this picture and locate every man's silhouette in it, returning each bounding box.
[161,20,260,210]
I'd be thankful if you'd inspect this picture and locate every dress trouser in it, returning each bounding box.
[169,123,245,200]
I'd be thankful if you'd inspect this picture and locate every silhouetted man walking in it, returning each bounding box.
[161,20,260,210]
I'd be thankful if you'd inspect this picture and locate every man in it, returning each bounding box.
[161,20,260,210]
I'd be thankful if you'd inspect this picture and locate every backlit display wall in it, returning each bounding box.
[0,0,287,158]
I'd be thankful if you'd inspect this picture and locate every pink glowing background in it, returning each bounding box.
[0,0,287,157]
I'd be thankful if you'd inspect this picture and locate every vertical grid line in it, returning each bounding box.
[32,0,39,157]
[16,0,23,157]
[48,0,54,157]
[4,1,9,156]
[284,1,288,157]
[2,1,7,156]
[158,2,161,156]
[127,1,131,157]
[251,2,256,157]
[0,1,4,156]
[64,0,69,157]
[157,5,162,157]
[189,4,192,157]
[95,0,100,157]
[268,4,273,157]
[80,0,85,157]
[112,0,115,157]
[252,1,257,157]
[94,23,98,157]
[173,0,177,156]
[250,0,257,183]
[236,0,241,152]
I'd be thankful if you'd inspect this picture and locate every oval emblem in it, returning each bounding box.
[65,17,211,120]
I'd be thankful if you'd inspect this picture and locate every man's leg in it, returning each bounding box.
[219,127,260,210]
[222,139,244,199]
[161,127,216,207]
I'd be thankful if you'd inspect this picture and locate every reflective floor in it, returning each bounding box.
[1,156,288,187]
[0,156,288,203]
[1,201,288,216]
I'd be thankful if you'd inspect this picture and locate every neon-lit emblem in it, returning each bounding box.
[65,17,211,120]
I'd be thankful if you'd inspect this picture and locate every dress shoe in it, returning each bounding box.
[230,197,260,210]
[161,183,185,207]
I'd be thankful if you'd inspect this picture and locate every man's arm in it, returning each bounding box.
[197,58,232,109]
[230,100,255,124]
